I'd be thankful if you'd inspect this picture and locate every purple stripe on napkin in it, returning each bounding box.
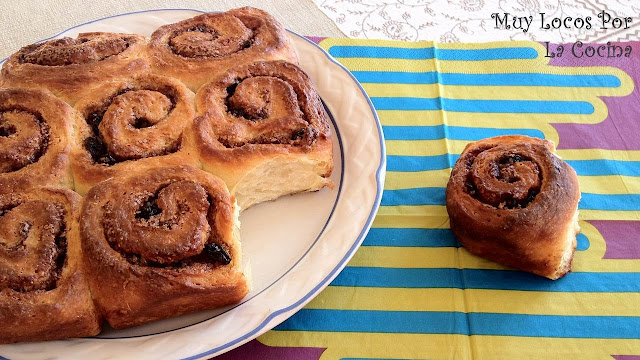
[214,339,325,360]
[306,36,325,44]
[589,220,640,259]
[548,42,640,151]
[612,356,640,360]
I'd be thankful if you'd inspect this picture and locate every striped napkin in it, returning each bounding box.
[223,39,640,359]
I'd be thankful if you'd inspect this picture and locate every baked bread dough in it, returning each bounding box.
[0,187,101,343]
[1,32,149,105]
[445,135,581,280]
[80,165,249,329]
[147,7,298,92]
[0,88,74,190]
[0,7,333,341]
[70,74,199,195]
[193,60,333,209]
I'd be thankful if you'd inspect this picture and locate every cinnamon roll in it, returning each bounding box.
[80,165,249,329]
[148,7,298,92]
[194,60,333,209]
[446,135,581,280]
[1,32,149,105]
[0,88,74,190]
[0,187,101,343]
[70,74,198,195]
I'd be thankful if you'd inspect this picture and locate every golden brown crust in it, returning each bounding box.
[445,135,581,279]
[193,60,333,208]
[0,187,102,343]
[148,7,299,92]
[0,88,74,190]
[70,74,199,195]
[80,165,248,329]
[1,32,149,105]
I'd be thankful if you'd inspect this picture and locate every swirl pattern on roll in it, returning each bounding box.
[445,135,581,279]
[0,88,74,189]
[193,60,334,209]
[80,166,248,329]
[17,34,139,66]
[0,109,47,174]
[1,32,149,105]
[195,60,331,149]
[0,188,101,343]
[83,166,236,269]
[148,7,298,91]
[0,193,67,292]
[71,74,197,194]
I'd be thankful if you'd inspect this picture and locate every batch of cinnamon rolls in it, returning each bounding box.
[0,7,333,343]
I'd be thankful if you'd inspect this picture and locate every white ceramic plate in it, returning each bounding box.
[0,9,385,360]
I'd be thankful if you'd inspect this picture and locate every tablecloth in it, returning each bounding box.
[219,38,640,359]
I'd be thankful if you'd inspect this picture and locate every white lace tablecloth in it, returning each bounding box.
[313,0,640,43]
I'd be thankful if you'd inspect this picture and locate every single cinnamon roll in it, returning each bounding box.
[446,135,581,280]
[0,88,74,190]
[80,165,249,329]
[194,60,333,209]
[148,7,298,92]
[1,32,149,105]
[70,74,199,195]
[0,187,102,343]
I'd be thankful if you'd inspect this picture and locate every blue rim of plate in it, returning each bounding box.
[0,9,386,360]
